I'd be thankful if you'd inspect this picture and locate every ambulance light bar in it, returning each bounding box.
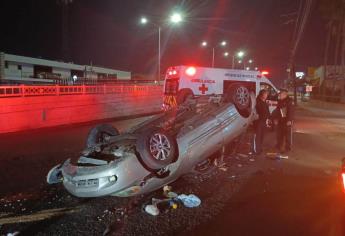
[185,66,196,76]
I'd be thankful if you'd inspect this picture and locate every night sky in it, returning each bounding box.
[0,0,326,85]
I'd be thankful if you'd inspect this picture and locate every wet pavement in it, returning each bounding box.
[0,102,345,236]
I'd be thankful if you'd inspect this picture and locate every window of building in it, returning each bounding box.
[5,61,8,69]
[18,65,22,70]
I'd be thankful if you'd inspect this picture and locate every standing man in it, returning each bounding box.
[274,89,294,153]
[252,89,271,156]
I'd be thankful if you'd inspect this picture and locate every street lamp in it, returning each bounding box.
[170,12,183,23]
[139,13,183,81]
[140,17,148,24]
[232,51,245,69]
[201,40,227,67]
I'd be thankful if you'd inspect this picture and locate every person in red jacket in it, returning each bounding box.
[273,89,294,153]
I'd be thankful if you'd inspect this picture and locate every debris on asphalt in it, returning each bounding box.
[177,194,201,208]
[237,153,249,158]
[6,232,20,236]
[144,204,160,216]
[249,158,255,162]
[163,185,178,198]
[237,164,243,168]
[266,153,288,160]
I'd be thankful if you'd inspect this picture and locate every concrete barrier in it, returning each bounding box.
[0,85,163,133]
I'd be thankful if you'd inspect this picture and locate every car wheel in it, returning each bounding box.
[225,84,252,117]
[86,123,119,148]
[136,128,177,170]
[176,89,194,105]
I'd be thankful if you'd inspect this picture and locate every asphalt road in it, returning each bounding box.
[0,101,344,236]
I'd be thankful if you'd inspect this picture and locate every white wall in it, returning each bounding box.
[5,62,22,78]
[52,67,71,79]
[21,64,34,78]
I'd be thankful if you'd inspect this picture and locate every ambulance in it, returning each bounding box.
[163,65,279,112]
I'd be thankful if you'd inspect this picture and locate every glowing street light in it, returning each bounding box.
[238,60,242,64]
[139,13,184,80]
[255,67,258,71]
[237,51,245,58]
[170,13,182,24]
[140,17,148,25]
[200,40,228,67]
[246,67,250,71]
[248,59,253,64]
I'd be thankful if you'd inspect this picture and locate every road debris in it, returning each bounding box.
[177,194,201,208]
[237,153,249,158]
[6,232,20,236]
[266,152,289,160]
[144,204,160,216]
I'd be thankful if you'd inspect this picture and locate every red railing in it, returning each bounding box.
[0,84,163,98]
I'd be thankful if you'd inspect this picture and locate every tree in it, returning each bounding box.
[319,0,345,72]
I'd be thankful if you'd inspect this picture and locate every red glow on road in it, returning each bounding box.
[342,173,345,191]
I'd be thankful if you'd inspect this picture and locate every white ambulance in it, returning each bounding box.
[163,65,279,112]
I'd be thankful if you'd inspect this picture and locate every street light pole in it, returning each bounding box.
[212,47,215,68]
[232,55,235,69]
[140,13,182,81]
[158,26,161,81]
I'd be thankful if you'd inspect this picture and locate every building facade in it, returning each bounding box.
[0,52,131,84]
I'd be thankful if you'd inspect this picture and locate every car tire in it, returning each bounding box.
[86,123,119,148]
[225,84,252,117]
[176,89,194,105]
[136,128,178,170]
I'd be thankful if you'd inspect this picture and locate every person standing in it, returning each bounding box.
[273,89,294,153]
[252,89,271,155]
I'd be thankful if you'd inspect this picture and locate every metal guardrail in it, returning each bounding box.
[0,84,163,98]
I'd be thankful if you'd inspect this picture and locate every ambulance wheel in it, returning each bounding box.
[225,84,252,117]
[136,128,178,170]
[176,89,194,105]
[86,124,119,147]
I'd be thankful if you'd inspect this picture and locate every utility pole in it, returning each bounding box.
[288,0,313,106]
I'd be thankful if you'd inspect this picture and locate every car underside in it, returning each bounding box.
[47,83,256,197]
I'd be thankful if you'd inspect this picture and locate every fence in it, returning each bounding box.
[0,84,163,98]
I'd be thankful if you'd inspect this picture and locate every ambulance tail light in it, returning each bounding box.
[261,71,269,76]
[185,66,196,76]
[166,67,179,79]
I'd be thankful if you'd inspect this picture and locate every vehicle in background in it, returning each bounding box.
[163,66,279,112]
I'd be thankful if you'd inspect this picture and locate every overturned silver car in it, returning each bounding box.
[47,84,255,197]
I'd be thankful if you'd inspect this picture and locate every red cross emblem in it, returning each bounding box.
[199,84,208,94]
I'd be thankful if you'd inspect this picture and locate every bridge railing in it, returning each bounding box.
[0,84,163,98]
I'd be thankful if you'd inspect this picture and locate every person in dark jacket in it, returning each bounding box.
[252,89,271,155]
[273,89,294,153]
